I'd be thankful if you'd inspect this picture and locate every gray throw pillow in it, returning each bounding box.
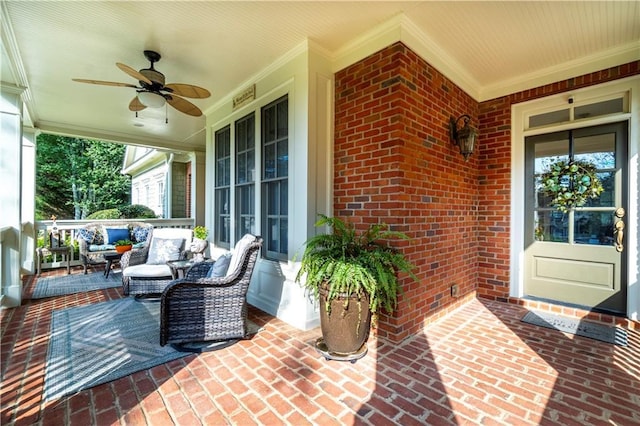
[147,238,184,265]
[206,253,232,278]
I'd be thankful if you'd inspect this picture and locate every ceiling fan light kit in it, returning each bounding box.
[73,50,210,118]
[137,91,166,108]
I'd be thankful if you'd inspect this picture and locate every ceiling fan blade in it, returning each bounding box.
[72,78,137,88]
[116,62,152,85]
[166,95,202,117]
[129,96,146,112]
[164,83,211,99]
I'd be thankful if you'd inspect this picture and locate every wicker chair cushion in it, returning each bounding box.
[147,238,184,265]
[206,253,232,278]
[122,263,173,278]
[226,234,257,277]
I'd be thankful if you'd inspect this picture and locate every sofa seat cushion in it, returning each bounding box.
[89,244,116,252]
[88,242,146,253]
[122,264,173,278]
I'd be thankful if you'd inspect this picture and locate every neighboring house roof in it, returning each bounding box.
[121,146,168,177]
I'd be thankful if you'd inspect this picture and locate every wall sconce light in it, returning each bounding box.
[449,114,477,161]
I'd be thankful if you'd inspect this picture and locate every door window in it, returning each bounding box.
[526,124,623,247]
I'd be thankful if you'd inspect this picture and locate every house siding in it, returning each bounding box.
[335,41,639,342]
[171,162,188,218]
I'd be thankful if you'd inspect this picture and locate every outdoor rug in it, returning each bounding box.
[521,311,628,346]
[44,298,261,401]
[31,271,121,299]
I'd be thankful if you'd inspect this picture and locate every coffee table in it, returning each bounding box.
[103,252,123,279]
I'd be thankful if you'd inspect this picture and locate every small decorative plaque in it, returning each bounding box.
[233,84,256,110]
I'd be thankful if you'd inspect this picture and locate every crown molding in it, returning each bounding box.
[480,42,640,102]
[331,13,481,100]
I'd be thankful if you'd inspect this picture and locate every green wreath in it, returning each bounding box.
[539,160,604,213]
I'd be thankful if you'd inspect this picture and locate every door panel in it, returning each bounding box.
[524,122,627,314]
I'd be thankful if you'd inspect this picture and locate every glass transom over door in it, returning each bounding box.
[524,122,627,314]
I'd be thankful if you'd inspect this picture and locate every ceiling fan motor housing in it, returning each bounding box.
[140,68,165,88]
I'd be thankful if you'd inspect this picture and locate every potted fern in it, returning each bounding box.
[296,215,416,357]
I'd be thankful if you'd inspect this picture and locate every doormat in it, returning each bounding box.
[521,311,627,346]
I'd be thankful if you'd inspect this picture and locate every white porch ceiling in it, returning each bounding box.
[2,1,638,151]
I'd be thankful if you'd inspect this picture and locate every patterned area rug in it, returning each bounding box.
[521,311,628,346]
[44,298,261,401]
[31,271,121,299]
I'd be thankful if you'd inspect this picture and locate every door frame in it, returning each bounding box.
[510,76,640,321]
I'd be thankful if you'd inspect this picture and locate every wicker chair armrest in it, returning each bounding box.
[76,238,89,255]
[162,275,237,296]
[120,249,147,270]
[183,261,215,279]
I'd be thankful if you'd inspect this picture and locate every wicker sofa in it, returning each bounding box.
[160,234,263,351]
[76,221,153,274]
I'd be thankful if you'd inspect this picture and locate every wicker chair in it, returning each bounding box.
[121,227,193,298]
[160,234,263,351]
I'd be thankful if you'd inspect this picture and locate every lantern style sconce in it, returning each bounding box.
[449,114,478,161]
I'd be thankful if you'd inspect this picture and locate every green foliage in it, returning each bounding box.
[193,226,208,240]
[118,204,157,219]
[86,204,157,219]
[114,239,133,246]
[296,215,417,316]
[86,209,120,219]
[36,134,130,219]
[539,160,604,213]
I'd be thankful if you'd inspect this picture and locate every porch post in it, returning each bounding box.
[21,128,36,274]
[0,83,25,307]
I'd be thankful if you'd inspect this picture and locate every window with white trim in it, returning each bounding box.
[214,126,231,248]
[235,113,256,240]
[261,96,288,260]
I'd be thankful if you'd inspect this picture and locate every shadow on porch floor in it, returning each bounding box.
[1,266,639,425]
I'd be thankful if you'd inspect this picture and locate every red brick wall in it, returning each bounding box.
[334,42,479,341]
[477,61,640,302]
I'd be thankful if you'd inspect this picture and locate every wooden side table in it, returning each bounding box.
[36,246,71,276]
[103,252,123,279]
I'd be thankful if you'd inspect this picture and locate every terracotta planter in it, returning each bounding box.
[115,245,132,254]
[318,284,371,355]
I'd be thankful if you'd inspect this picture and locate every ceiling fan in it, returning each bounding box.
[73,50,210,117]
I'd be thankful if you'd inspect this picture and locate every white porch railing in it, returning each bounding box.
[34,218,195,272]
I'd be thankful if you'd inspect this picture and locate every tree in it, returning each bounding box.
[36,134,130,219]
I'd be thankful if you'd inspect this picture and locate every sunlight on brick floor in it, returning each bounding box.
[1,267,639,425]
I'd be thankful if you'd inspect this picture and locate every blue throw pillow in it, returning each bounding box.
[206,253,232,278]
[132,226,150,243]
[77,228,96,243]
[105,228,130,245]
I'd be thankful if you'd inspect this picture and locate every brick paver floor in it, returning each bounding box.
[1,266,639,425]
